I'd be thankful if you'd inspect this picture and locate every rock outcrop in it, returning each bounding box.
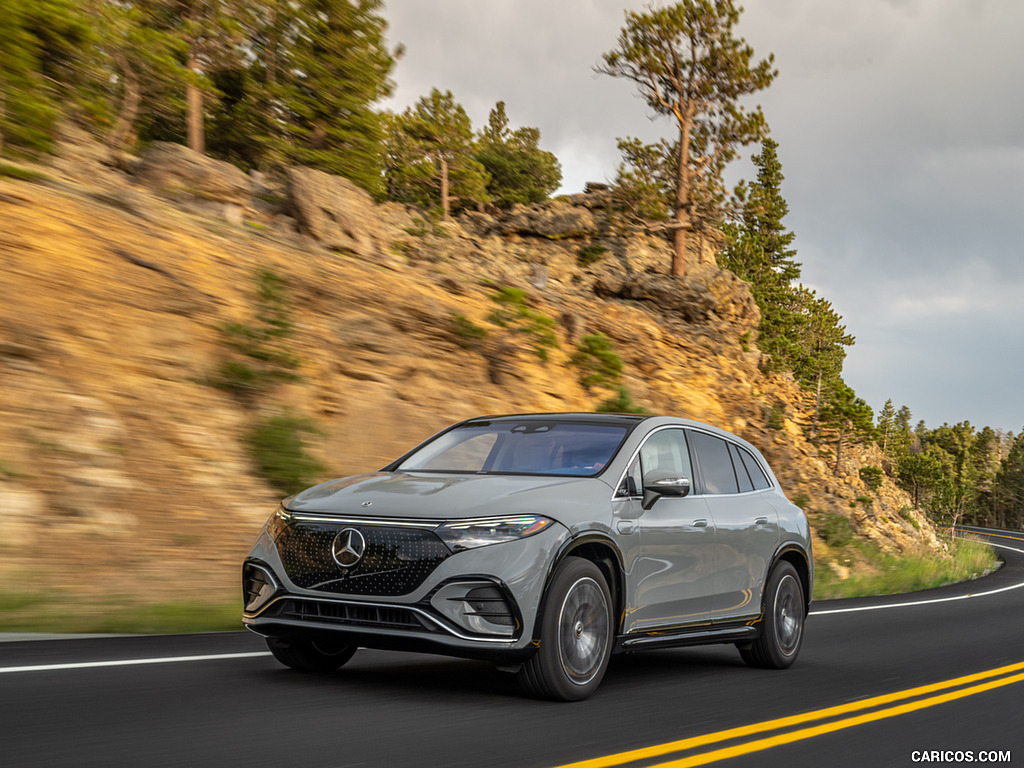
[285,166,386,260]
[0,134,942,610]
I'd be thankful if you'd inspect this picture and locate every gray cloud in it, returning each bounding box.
[383,0,1024,431]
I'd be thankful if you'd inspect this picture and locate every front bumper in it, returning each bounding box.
[242,519,568,661]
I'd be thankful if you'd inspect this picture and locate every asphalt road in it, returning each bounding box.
[2,527,1022,768]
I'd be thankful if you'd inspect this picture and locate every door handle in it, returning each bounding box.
[755,516,769,525]
[692,519,708,528]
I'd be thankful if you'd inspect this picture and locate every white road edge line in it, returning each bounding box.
[0,651,272,675]
[812,541,1024,616]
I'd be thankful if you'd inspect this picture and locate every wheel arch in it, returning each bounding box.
[769,542,812,614]
[534,533,626,641]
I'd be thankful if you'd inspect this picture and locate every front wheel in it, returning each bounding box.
[519,558,613,701]
[739,561,805,669]
[266,637,357,673]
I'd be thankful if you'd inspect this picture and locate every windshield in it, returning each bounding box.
[397,421,628,476]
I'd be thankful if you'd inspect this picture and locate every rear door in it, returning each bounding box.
[688,430,779,623]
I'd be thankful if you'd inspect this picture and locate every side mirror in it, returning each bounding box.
[641,471,691,510]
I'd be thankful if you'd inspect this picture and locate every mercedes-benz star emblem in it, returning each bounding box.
[331,528,367,568]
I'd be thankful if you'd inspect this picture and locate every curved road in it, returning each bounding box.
[2,527,1022,768]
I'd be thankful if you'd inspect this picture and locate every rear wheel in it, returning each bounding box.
[266,637,357,672]
[739,561,805,669]
[519,558,613,701]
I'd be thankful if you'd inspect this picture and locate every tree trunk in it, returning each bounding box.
[834,423,845,477]
[108,52,140,152]
[809,369,823,439]
[186,49,204,154]
[440,154,450,221]
[672,122,692,279]
[0,74,6,157]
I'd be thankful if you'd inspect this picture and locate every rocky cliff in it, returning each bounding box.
[0,133,940,611]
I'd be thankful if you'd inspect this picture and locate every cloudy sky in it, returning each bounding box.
[382,0,1024,434]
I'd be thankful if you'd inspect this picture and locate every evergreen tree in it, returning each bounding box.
[876,399,896,454]
[721,138,805,371]
[897,449,946,509]
[818,382,874,476]
[0,0,90,155]
[793,288,855,433]
[597,0,776,278]
[387,88,490,218]
[610,136,676,222]
[133,0,247,154]
[278,0,396,194]
[475,101,561,207]
[991,432,1024,530]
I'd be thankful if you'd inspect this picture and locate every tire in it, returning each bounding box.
[739,561,805,669]
[266,637,357,673]
[519,558,613,701]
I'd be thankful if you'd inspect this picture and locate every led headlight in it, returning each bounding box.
[434,515,552,552]
[265,506,293,540]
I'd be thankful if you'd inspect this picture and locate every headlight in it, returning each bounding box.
[265,506,293,540]
[435,515,553,552]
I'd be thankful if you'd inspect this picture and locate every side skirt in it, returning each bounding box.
[615,620,761,653]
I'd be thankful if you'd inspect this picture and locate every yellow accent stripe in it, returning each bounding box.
[657,671,1024,768]
[966,529,1024,543]
[552,660,1024,768]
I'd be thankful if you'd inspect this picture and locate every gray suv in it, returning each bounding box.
[243,413,812,700]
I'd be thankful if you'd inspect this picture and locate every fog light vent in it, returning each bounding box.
[465,586,514,626]
[243,562,278,613]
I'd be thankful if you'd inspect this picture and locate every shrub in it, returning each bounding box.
[211,269,300,402]
[815,511,855,548]
[488,287,559,361]
[597,386,649,414]
[571,333,624,389]
[859,466,884,492]
[451,313,488,348]
[577,244,608,267]
[246,413,325,496]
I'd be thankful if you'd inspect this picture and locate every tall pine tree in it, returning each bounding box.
[721,138,805,371]
[279,0,396,196]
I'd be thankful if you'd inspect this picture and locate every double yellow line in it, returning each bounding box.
[553,660,1024,768]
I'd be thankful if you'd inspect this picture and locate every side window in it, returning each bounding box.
[729,443,754,493]
[690,431,739,495]
[639,429,692,482]
[738,447,772,491]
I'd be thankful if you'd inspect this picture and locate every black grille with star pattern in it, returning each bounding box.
[275,523,451,596]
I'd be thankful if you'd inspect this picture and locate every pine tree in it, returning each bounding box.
[793,288,854,433]
[387,88,490,218]
[597,0,776,278]
[278,0,396,194]
[0,0,90,155]
[876,399,896,453]
[721,138,805,371]
[475,101,561,207]
[611,136,676,222]
[991,432,1024,530]
[818,382,874,476]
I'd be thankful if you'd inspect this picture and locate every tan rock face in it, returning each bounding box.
[0,148,940,604]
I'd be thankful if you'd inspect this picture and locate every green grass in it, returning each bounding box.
[814,535,997,600]
[0,162,49,182]
[0,594,243,635]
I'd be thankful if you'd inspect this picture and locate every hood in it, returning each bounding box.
[283,471,601,520]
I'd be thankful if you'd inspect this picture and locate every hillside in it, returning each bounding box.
[0,133,942,614]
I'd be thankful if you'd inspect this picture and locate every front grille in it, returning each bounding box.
[276,522,451,596]
[272,598,432,632]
